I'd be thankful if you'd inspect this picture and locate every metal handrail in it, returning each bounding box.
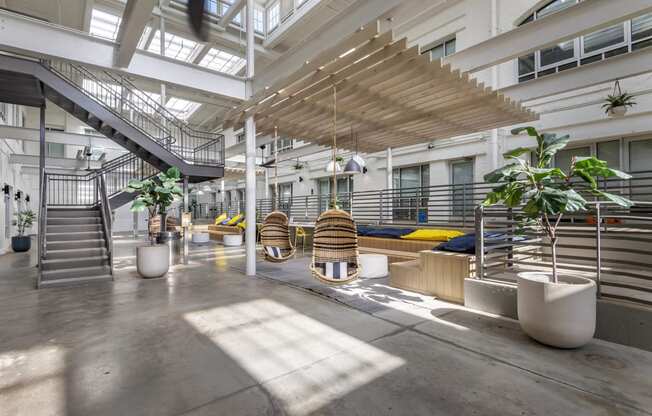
[98,174,113,277]
[44,60,224,166]
[38,172,48,266]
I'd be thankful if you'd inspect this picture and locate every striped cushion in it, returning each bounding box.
[265,246,282,258]
[320,262,348,280]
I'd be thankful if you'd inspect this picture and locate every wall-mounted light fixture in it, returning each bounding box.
[14,191,22,201]
[25,195,30,203]
[298,176,304,182]
[2,185,9,195]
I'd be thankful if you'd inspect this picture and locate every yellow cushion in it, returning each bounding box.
[400,229,464,242]
[226,214,243,226]
[214,213,228,225]
[237,220,246,230]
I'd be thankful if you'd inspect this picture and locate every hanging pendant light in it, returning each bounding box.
[343,127,364,174]
[325,160,342,173]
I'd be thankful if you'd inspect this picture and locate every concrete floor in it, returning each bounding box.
[1,236,652,416]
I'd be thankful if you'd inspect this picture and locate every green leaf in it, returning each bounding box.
[503,147,530,159]
[511,126,539,137]
[484,163,523,183]
[594,191,633,208]
[504,186,524,208]
[564,189,588,212]
[530,167,567,182]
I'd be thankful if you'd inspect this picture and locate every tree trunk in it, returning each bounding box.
[550,236,558,283]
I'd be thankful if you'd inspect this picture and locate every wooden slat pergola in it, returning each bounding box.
[224,21,538,153]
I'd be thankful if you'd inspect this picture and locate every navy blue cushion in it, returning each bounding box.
[435,232,509,254]
[357,226,416,239]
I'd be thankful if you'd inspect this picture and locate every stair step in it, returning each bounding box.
[48,216,101,225]
[41,256,109,271]
[48,209,101,218]
[47,239,106,251]
[40,265,111,281]
[46,247,106,260]
[47,224,103,233]
[46,231,104,242]
[39,273,113,288]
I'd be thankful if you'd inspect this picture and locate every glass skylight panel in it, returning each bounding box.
[268,2,280,31]
[147,30,201,62]
[137,26,152,50]
[165,97,201,120]
[89,9,122,41]
[254,7,265,33]
[199,48,246,75]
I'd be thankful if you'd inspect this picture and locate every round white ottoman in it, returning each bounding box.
[223,233,243,247]
[192,232,210,244]
[359,254,388,279]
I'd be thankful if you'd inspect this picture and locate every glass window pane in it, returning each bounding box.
[629,139,652,173]
[632,13,652,41]
[597,140,621,169]
[518,53,535,75]
[429,45,444,60]
[540,40,575,67]
[537,0,576,19]
[445,38,456,56]
[400,166,420,190]
[452,161,473,185]
[583,24,625,54]
[554,146,590,170]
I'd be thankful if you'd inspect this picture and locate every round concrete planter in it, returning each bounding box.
[223,233,243,247]
[517,272,596,348]
[137,245,169,278]
[608,106,627,117]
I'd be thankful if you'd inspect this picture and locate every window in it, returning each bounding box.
[316,177,353,212]
[555,146,591,169]
[254,7,265,34]
[164,97,201,120]
[236,132,246,144]
[424,38,456,60]
[597,140,621,170]
[268,2,280,32]
[89,9,122,41]
[146,31,201,63]
[517,1,652,83]
[269,137,293,153]
[629,139,652,173]
[392,164,430,222]
[198,48,246,75]
[47,142,65,158]
[451,160,474,217]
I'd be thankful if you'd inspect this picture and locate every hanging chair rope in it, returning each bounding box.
[310,85,361,285]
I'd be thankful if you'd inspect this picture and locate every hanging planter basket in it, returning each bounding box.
[603,80,636,118]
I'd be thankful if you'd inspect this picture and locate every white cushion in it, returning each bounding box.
[191,233,210,243]
[265,246,282,258]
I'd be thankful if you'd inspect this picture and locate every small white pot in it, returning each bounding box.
[608,106,627,117]
[517,272,596,348]
[137,244,170,278]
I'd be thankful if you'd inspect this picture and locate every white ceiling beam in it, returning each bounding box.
[10,154,103,170]
[444,0,652,74]
[115,0,157,68]
[500,46,652,103]
[192,43,212,64]
[82,0,95,33]
[0,126,122,149]
[0,9,246,100]
[218,0,245,29]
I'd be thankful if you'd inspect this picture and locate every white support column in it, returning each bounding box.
[488,0,500,171]
[385,147,393,224]
[386,147,393,189]
[159,2,167,109]
[264,169,269,199]
[245,0,257,277]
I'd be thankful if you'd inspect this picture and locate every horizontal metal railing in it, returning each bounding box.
[475,201,652,307]
[46,154,157,207]
[45,60,224,166]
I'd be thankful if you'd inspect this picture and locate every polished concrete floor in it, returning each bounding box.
[1,236,652,416]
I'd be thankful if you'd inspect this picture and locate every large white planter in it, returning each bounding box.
[223,233,243,247]
[137,245,170,278]
[517,272,596,348]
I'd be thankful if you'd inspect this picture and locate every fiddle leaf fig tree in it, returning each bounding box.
[126,167,183,219]
[482,127,633,283]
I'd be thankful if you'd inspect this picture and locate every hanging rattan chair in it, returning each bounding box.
[260,211,296,262]
[310,208,360,285]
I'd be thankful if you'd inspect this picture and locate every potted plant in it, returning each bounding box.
[603,81,636,117]
[482,126,632,348]
[12,210,35,252]
[126,167,183,278]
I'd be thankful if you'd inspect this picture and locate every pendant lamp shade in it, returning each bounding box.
[344,158,362,174]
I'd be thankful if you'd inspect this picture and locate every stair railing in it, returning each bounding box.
[97,173,114,277]
[44,60,224,166]
[38,171,49,277]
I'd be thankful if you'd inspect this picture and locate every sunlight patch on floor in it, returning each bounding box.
[184,299,405,415]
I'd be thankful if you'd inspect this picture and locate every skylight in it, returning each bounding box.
[146,30,201,62]
[199,48,246,75]
[89,9,122,41]
[165,97,201,120]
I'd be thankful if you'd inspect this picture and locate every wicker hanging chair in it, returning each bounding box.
[260,127,296,263]
[309,85,361,285]
[310,208,360,285]
[260,211,296,262]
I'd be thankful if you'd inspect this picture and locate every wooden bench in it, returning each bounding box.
[208,224,242,242]
[389,250,475,304]
[358,246,420,264]
[358,236,444,264]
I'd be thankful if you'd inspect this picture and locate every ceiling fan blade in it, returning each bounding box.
[188,0,208,41]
